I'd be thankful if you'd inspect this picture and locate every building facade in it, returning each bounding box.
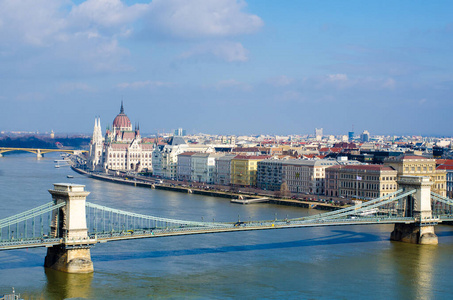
[231,155,270,186]
[283,159,339,195]
[177,152,197,181]
[325,165,398,199]
[191,153,223,183]
[88,103,154,172]
[384,155,447,196]
[214,154,236,185]
[257,160,285,191]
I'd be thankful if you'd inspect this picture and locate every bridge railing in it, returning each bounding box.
[0,202,65,242]
[85,202,230,235]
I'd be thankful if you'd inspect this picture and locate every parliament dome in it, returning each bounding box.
[113,102,132,130]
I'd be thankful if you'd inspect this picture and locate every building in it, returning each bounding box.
[177,152,197,181]
[283,159,339,195]
[384,155,446,196]
[435,160,453,198]
[88,103,154,172]
[315,128,323,141]
[325,165,398,199]
[152,137,215,179]
[214,154,236,185]
[231,155,270,186]
[191,153,223,183]
[152,137,189,179]
[257,159,285,191]
[174,128,186,136]
[361,130,370,142]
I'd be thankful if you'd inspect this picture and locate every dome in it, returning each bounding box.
[113,102,132,130]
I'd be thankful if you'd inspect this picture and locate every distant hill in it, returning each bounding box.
[0,136,91,149]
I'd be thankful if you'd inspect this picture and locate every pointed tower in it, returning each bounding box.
[89,117,104,171]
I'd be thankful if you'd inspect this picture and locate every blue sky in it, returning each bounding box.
[0,0,452,136]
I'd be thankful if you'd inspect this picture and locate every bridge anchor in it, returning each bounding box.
[44,183,94,273]
[390,176,438,245]
[44,244,94,273]
[390,223,438,245]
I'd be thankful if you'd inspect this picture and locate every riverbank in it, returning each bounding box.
[71,166,345,211]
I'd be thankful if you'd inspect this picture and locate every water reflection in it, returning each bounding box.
[44,269,93,299]
[389,243,437,300]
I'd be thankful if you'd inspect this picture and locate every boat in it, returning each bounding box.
[1,287,24,300]
[67,175,74,178]
[54,165,60,168]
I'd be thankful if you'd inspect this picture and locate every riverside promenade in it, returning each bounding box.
[71,166,345,211]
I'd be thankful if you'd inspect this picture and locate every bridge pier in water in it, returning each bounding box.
[390,176,438,245]
[44,183,95,273]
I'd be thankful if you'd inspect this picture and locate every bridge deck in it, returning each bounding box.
[0,217,417,250]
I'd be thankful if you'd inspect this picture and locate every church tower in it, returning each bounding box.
[89,117,104,170]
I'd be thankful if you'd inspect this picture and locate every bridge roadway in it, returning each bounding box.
[0,147,87,158]
[0,216,435,251]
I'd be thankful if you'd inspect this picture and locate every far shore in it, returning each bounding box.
[71,166,347,211]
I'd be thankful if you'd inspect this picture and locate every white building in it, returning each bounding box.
[88,103,154,172]
[191,153,223,183]
[152,137,215,179]
[177,152,197,181]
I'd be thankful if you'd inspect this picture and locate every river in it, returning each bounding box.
[1,153,453,299]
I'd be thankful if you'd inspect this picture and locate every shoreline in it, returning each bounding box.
[71,166,344,211]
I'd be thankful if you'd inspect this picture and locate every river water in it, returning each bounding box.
[1,153,453,299]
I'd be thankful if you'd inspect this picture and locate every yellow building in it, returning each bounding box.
[231,155,270,186]
[384,155,446,196]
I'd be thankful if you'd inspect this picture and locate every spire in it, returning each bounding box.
[120,100,124,114]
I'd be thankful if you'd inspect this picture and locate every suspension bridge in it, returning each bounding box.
[1,175,453,273]
[0,147,87,158]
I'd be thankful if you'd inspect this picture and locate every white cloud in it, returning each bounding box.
[146,0,263,39]
[327,73,348,82]
[69,0,149,29]
[267,75,294,87]
[0,0,149,75]
[0,0,67,46]
[180,41,249,62]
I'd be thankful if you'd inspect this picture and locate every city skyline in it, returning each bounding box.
[1,1,452,136]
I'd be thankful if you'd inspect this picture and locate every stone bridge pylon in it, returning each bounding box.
[390,176,438,245]
[44,183,95,273]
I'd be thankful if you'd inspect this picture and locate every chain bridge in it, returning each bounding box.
[0,147,87,158]
[1,176,453,273]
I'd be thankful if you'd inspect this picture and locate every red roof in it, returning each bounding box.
[233,155,271,160]
[113,113,131,129]
[142,144,154,150]
[437,159,453,166]
[122,132,136,140]
[437,165,453,170]
[178,152,197,156]
[327,164,395,171]
[110,143,129,150]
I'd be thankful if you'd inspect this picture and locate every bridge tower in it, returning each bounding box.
[44,183,95,273]
[390,176,438,245]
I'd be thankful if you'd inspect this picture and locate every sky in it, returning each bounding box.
[0,0,452,137]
